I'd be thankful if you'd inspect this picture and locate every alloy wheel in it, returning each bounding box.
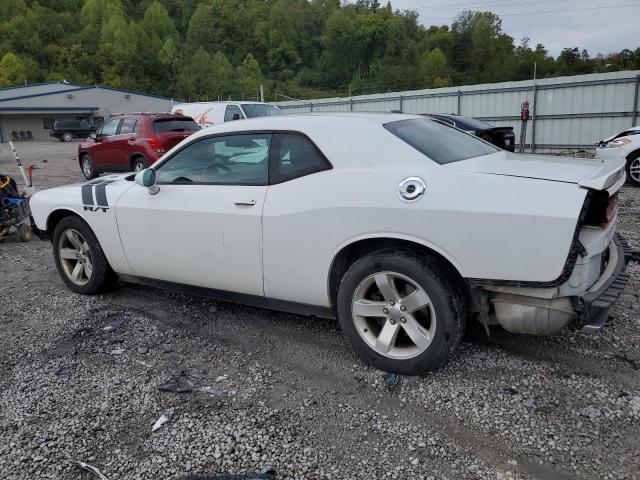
[82,156,93,178]
[58,229,93,286]
[63,133,73,142]
[134,162,145,172]
[351,271,436,359]
[630,158,640,183]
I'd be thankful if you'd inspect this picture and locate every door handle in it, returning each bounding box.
[128,136,136,141]
[234,199,256,206]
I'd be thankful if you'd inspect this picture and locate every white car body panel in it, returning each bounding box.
[115,183,267,295]
[30,113,627,311]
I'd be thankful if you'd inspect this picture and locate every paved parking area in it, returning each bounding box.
[0,141,639,479]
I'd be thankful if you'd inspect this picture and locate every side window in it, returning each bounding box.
[224,105,243,122]
[119,119,137,135]
[99,119,121,137]
[269,133,331,183]
[42,118,55,129]
[155,133,271,185]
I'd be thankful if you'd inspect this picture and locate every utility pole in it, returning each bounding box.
[260,84,264,103]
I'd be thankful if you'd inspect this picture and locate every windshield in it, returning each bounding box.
[153,119,199,132]
[384,118,499,164]
[241,104,281,118]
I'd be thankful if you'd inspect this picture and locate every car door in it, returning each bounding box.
[115,118,139,169]
[114,132,271,296]
[91,119,122,168]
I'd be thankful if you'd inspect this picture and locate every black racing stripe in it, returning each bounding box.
[81,185,94,205]
[94,180,115,207]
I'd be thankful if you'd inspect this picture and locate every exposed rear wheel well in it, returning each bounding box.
[328,238,468,312]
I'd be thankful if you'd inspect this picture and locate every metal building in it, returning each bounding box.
[0,81,175,142]
[276,71,640,153]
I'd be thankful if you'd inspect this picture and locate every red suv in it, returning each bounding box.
[78,113,200,179]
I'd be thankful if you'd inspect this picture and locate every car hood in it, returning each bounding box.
[449,151,626,190]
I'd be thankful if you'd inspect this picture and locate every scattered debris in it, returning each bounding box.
[103,318,126,333]
[152,414,169,432]
[137,346,149,355]
[70,460,109,480]
[55,366,74,376]
[109,348,125,355]
[187,466,276,480]
[383,372,401,391]
[215,375,228,383]
[157,375,194,393]
[614,353,639,370]
[523,399,535,408]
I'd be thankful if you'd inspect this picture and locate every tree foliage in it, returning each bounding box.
[0,1,637,99]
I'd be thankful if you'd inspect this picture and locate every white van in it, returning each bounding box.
[171,101,281,128]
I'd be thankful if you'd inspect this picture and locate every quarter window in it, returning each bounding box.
[155,134,271,185]
[99,119,121,137]
[224,105,243,122]
[269,133,331,183]
[42,117,55,129]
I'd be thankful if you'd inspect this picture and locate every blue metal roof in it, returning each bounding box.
[0,106,99,111]
[0,81,173,102]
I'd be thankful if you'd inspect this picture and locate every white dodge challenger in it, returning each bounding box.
[30,113,632,374]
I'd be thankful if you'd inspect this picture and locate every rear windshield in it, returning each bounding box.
[240,104,281,118]
[384,118,499,164]
[153,118,199,132]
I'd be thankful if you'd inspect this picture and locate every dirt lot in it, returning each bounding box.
[0,141,639,480]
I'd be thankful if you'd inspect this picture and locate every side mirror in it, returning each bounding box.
[89,132,97,140]
[134,168,160,195]
[232,113,241,121]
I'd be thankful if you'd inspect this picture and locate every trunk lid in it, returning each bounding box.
[450,151,626,191]
[154,131,194,150]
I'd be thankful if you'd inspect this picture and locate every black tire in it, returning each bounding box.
[17,223,32,242]
[52,216,117,295]
[131,156,149,172]
[62,132,73,142]
[626,152,640,187]
[80,153,98,180]
[337,249,465,375]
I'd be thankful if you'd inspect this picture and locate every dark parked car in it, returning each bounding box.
[421,114,516,152]
[50,120,97,142]
[78,113,200,179]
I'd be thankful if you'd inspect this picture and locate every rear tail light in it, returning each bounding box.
[147,138,166,154]
[583,191,618,228]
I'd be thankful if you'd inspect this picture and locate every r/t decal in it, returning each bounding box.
[82,179,115,212]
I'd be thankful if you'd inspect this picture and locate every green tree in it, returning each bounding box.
[236,52,262,96]
[0,52,27,86]
[420,48,450,87]
[177,47,232,100]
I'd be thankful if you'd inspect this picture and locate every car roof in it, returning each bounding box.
[184,112,419,141]
[112,113,193,120]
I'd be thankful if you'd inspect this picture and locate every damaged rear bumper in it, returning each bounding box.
[578,235,632,334]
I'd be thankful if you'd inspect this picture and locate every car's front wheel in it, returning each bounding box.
[337,249,465,375]
[81,153,98,180]
[62,132,73,142]
[53,216,117,294]
[626,152,640,187]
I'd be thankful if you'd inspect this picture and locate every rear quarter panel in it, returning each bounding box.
[262,125,587,307]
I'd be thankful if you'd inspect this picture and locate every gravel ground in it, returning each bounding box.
[0,142,639,480]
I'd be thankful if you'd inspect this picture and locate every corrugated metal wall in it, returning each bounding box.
[276,71,640,152]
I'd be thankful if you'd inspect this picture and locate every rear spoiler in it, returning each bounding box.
[578,157,626,192]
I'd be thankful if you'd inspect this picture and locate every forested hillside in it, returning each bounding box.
[0,0,639,100]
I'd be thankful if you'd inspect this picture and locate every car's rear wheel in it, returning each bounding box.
[627,152,640,187]
[62,132,73,142]
[81,153,98,180]
[53,216,117,294]
[337,249,465,375]
[132,156,149,172]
